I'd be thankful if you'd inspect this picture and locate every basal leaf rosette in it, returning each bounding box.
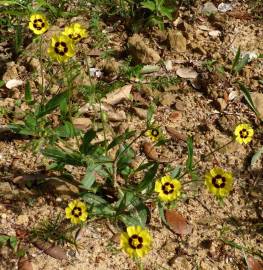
[120,226,152,258]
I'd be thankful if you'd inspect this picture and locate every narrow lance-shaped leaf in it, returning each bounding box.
[239,83,260,118]
[136,163,159,193]
[232,46,241,72]
[36,90,69,118]
[25,80,32,104]
[80,128,97,154]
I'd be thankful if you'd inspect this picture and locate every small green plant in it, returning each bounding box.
[30,214,77,247]
[231,47,250,74]
[140,0,174,29]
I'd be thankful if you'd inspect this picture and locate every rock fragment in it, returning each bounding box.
[128,34,160,64]
[168,30,187,52]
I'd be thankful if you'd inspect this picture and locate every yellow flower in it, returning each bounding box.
[62,23,87,43]
[145,128,162,142]
[205,167,233,198]
[47,35,75,63]
[120,226,152,258]
[65,199,88,224]
[28,13,49,35]
[234,123,254,144]
[154,175,181,202]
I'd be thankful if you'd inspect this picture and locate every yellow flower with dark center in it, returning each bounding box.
[47,35,75,63]
[62,23,87,43]
[120,226,152,258]
[205,167,233,198]
[65,200,88,224]
[154,175,181,202]
[28,13,49,35]
[234,123,254,144]
[145,128,162,142]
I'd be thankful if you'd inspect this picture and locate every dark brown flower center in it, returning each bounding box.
[33,19,45,30]
[239,128,248,138]
[69,33,81,40]
[162,182,174,194]
[128,234,143,249]
[54,41,68,56]
[72,207,82,217]
[151,129,159,137]
[212,175,226,188]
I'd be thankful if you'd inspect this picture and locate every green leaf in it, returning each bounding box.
[55,121,78,138]
[170,166,181,178]
[81,193,116,217]
[141,1,156,11]
[157,201,168,226]
[80,164,98,189]
[0,235,9,246]
[134,161,155,173]
[117,145,135,174]
[136,163,159,193]
[130,198,148,227]
[116,190,135,212]
[43,147,84,166]
[160,6,173,20]
[90,204,116,217]
[186,136,194,172]
[0,80,5,88]
[9,236,17,249]
[146,103,156,128]
[239,83,260,118]
[25,80,33,104]
[232,47,241,71]
[119,215,141,226]
[234,54,250,73]
[14,24,22,54]
[107,130,136,150]
[251,146,263,166]
[81,192,108,205]
[80,128,97,154]
[36,90,69,118]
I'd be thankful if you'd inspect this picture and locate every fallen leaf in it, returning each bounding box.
[168,111,182,122]
[176,67,198,79]
[133,107,147,119]
[6,79,23,89]
[166,126,187,141]
[247,257,263,270]
[72,117,92,131]
[164,209,193,235]
[18,258,33,270]
[143,142,159,161]
[103,84,132,105]
[33,240,67,260]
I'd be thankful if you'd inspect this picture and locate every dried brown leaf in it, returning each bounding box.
[143,142,159,161]
[165,209,193,235]
[103,84,132,105]
[18,258,33,270]
[33,240,67,260]
[247,257,263,270]
[166,126,187,141]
